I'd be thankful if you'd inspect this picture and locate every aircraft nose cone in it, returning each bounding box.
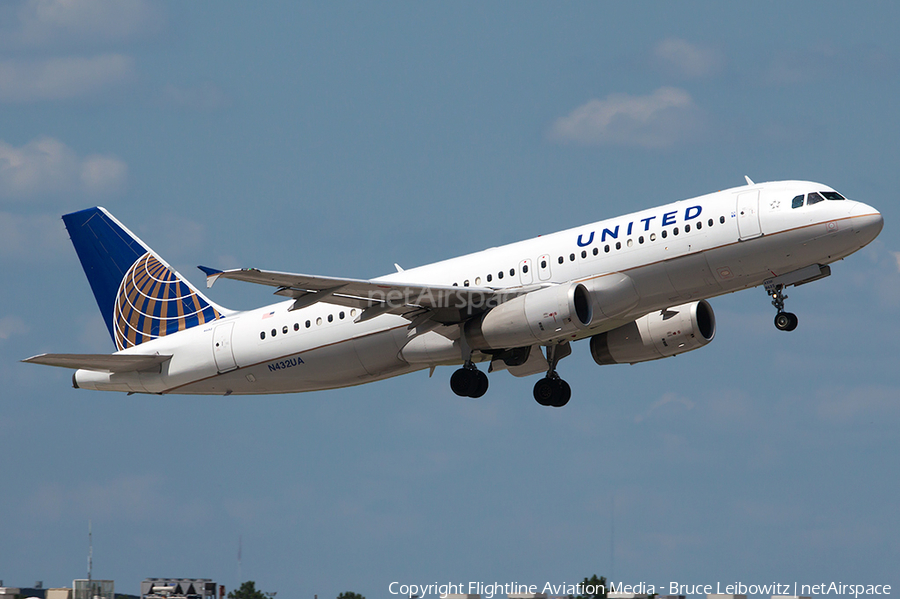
[850,202,884,244]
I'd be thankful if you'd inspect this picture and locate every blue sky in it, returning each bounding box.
[2,1,899,597]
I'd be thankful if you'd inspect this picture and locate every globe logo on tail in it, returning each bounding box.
[113,252,221,350]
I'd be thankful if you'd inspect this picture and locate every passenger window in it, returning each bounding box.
[639,236,644,244]
[306,320,311,328]
[662,230,668,238]
[673,227,679,236]
[487,274,492,282]
[271,329,277,337]
[328,314,334,322]
[260,331,265,340]
[708,218,713,227]
[283,326,288,334]
[316,317,322,326]
[475,277,481,285]
[696,221,702,229]
[498,271,504,279]
[592,247,598,256]
[685,224,690,232]
[510,268,515,276]
[615,241,621,250]
[294,323,299,331]
[351,309,357,318]
[558,256,563,264]
[581,250,586,259]
[339,311,345,319]
[604,245,610,253]
[650,233,656,241]
[541,260,547,268]
[569,253,575,261]
[627,239,633,247]
[522,265,528,273]
[464,280,469,287]
[791,195,805,209]
[452,282,458,287]
[719,216,725,224]
[807,192,824,205]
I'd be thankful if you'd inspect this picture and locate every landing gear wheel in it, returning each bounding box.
[774,312,798,332]
[551,379,571,407]
[533,376,571,407]
[450,367,489,398]
[470,370,489,398]
[450,368,477,397]
[770,285,799,332]
[533,378,555,406]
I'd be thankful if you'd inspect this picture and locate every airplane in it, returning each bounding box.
[24,177,883,407]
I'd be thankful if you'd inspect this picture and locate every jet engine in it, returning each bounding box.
[464,282,593,350]
[590,299,715,365]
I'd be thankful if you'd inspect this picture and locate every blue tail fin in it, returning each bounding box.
[63,207,228,351]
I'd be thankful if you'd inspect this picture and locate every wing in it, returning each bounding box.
[201,266,535,325]
[22,353,171,373]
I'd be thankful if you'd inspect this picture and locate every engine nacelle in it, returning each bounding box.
[464,282,593,350]
[590,299,715,365]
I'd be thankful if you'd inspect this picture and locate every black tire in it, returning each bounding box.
[786,312,799,331]
[470,370,489,398]
[533,377,555,406]
[774,312,792,331]
[551,379,571,407]
[450,368,477,397]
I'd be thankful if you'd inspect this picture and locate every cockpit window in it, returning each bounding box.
[822,191,845,201]
[807,192,825,205]
[791,195,804,209]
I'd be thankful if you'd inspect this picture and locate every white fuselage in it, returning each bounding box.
[74,181,883,395]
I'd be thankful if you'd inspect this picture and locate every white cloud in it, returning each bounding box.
[634,391,695,423]
[158,82,229,111]
[0,211,67,259]
[0,315,28,340]
[0,54,135,102]
[13,0,163,48]
[0,136,127,199]
[549,87,702,148]
[891,251,900,273]
[815,385,900,424]
[80,154,127,195]
[653,38,724,79]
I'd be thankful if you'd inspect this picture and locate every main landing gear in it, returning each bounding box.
[447,332,572,407]
[450,362,489,398]
[533,343,572,408]
[770,284,799,332]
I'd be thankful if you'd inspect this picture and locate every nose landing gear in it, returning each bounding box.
[770,284,798,331]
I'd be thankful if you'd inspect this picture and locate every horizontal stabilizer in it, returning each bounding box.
[198,265,224,287]
[22,353,172,373]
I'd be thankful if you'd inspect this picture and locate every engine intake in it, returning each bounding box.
[465,282,593,350]
[590,300,715,365]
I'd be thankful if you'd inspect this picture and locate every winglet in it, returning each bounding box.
[198,265,224,288]
[744,175,755,185]
[394,263,404,272]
